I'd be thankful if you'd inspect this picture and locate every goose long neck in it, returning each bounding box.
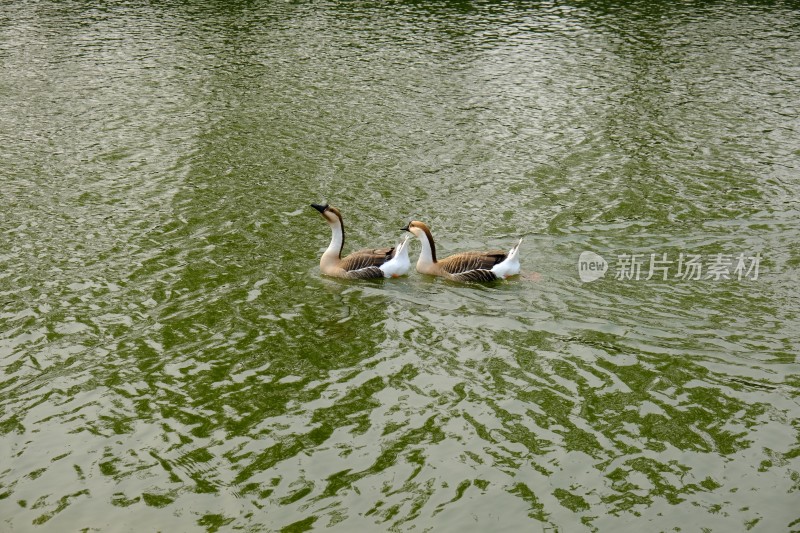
[417,226,437,265]
[326,216,345,259]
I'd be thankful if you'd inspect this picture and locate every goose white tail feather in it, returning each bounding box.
[490,238,523,279]
[379,235,411,278]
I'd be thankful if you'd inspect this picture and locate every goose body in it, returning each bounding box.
[312,204,410,279]
[403,220,522,282]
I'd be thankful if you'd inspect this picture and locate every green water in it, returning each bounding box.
[1,1,799,531]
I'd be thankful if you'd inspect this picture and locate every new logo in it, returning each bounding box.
[578,251,608,283]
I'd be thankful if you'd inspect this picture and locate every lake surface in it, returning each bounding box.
[1,1,799,531]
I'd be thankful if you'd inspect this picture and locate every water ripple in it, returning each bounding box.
[1,1,799,532]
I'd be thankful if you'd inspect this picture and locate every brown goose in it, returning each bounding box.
[402,220,522,282]
[311,204,410,279]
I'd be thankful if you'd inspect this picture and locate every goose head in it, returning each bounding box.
[311,203,343,227]
[401,220,432,240]
[402,220,437,264]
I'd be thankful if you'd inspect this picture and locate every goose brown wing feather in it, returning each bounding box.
[343,266,384,279]
[450,269,499,282]
[437,251,507,274]
[339,247,395,272]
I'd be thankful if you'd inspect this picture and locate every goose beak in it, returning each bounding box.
[401,223,410,231]
[311,203,328,214]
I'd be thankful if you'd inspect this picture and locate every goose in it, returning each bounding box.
[402,220,522,282]
[311,203,410,279]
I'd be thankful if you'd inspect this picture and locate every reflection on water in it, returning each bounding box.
[1,1,799,531]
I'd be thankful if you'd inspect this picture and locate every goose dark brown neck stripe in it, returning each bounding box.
[333,209,345,259]
[421,224,437,263]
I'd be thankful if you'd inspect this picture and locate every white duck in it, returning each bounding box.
[402,220,522,282]
[312,203,410,279]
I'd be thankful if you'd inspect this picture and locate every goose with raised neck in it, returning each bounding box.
[312,203,410,279]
